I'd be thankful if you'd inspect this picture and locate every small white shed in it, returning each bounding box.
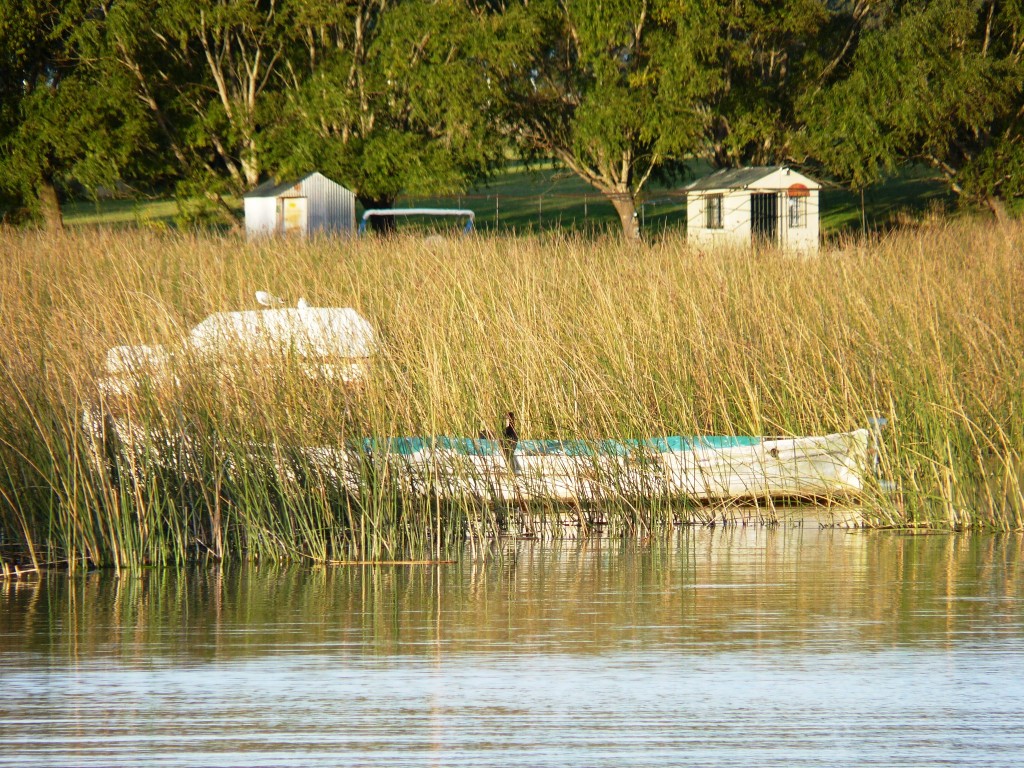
[243,172,356,239]
[685,166,821,252]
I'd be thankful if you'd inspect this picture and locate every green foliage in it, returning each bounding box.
[0,1,148,224]
[94,0,298,201]
[267,0,519,206]
[700,0,834,166]
[2,0,1019,229]
[498,0,885,235]
[802,0,1024,210]
[502,0,716,234]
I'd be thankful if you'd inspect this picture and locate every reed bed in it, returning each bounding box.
[1,221,1022,569]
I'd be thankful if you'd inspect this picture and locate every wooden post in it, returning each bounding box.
[860,188,867,236]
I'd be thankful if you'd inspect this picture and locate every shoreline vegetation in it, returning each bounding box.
[2,221,1023,572]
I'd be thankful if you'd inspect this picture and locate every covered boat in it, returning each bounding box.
[90,296,874,512]
[99,296,375,395]
[336,429,871,505]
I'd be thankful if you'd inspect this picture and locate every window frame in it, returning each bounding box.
[705,194,724,230]
[788,195,807,228]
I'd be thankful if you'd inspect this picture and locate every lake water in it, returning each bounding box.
[2,527,1023,767]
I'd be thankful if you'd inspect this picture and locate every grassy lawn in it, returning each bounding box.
[62,197,182,228]
[820,165,956,232]
[62,162,955,236]
[396,162,688,234]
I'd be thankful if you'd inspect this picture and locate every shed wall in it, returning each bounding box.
[245,172,356,238]
[780,190,820,251]
[687,190,751,249]
[244,197,278,238]
[300,173,356,235]
[687,188,820,252]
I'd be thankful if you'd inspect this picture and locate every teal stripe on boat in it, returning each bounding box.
[638,436,761,452]
[360,435,762,456]
[434,436,500,455]
[361,436,500,456]
[516,440,595,457]
[360,437,429,455]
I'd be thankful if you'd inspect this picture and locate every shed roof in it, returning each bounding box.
[243,171,348,199]
[686,166,819,192]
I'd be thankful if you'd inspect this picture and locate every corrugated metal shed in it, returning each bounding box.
[244,172,356,239]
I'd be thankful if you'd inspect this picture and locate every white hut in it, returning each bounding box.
[685,166,821,252]
[243,172,356,239]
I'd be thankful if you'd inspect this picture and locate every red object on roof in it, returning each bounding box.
[788,183,810,198]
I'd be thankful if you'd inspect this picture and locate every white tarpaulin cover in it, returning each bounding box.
[187,308,375,359]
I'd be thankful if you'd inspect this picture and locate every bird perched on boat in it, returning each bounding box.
[255,290,284,307]
[500,411,518,469]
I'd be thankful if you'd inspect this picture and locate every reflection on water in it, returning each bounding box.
[2,528,1022,767]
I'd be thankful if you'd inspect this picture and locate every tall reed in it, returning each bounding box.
[1,221,1021,569]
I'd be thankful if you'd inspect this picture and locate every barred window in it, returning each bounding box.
[705,194,723,229]
[788,195,807,228]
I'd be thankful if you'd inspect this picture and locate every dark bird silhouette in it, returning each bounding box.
[500,411,518,469]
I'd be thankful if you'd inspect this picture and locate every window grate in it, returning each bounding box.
[705,194,723,229]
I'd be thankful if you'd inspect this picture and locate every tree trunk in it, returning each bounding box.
[205,192,243,233]
[241,141,260,189]
[986,195,1009,225]
[609,192,640,239]
[38,180,63,232]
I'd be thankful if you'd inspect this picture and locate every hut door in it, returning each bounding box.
[279,197,308,236]
[750,193,778,246]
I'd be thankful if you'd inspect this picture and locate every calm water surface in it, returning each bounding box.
[2,527,1023,767]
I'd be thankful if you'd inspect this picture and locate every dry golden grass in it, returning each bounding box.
[1,221,1022,568]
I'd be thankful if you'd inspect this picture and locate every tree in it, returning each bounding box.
[801,0,1024,220]
[88,0,513,227]
[701,0,855,167]
[266,0,519,225]
[0,1,147,228]
[497,1,911,237]
[500,0,716,238]
[89,0,303,224]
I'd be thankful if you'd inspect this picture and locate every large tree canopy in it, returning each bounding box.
[703,0,839,166]
[498,0,885,237]
[0,0,148,228]
[499,0,716,238]
[77,0,517,225]
[2,0,1020,230]
[801,0,1024,219]
[85,0,303,224]
[265,0,523,213]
